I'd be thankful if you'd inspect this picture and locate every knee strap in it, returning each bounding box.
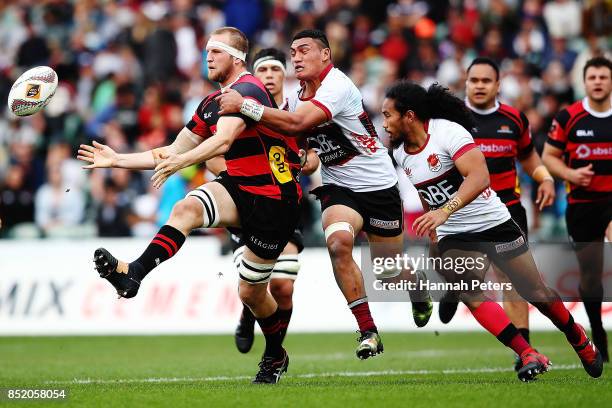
[185,186,220,228]
[324,221,355,242]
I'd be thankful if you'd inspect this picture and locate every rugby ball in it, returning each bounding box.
[7,66,58,116]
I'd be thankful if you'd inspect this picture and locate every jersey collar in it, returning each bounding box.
[465,98,499,115]
[582,97,612,118]
[319,63,333,81]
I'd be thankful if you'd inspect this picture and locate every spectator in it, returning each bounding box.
[543,0,582,39]
[0,165,35,236]
[96,178,132,237]
[34,161,85,236]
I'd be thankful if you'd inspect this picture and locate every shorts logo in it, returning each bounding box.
[26,84,41,99]
[404,167,413,178]
[427,153,441,172]
[370,218,400,229]
[250,236,279,250]
[495,236,525,253]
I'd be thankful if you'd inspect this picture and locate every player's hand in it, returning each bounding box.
[567,164,594,187]
[535,179,555,211]
[300,149,320,176]
[151,152,186,189]
[413,209,449,237]
[77,141,117,169]
[216,88,244,115]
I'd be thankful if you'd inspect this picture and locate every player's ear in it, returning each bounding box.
[322,47,331,63]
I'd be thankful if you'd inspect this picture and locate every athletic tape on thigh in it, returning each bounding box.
[239,258,274,284]
[324,221,355,242]
[271,254,300,280]
[186,186,220,228]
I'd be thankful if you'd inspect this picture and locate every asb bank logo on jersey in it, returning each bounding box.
[576,144,591,159]
[427,153,441,172]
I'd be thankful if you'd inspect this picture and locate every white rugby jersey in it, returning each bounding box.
[392,118,510,239]
[287,65,397,192]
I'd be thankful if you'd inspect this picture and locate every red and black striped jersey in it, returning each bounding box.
[468,102,534,206]
[547,98,612,204]
[186,74,302,201]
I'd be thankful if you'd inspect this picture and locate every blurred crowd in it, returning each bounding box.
[0,0,610,243]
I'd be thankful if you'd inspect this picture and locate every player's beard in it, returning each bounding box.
[209,68,229,84]
[389,131,406,149]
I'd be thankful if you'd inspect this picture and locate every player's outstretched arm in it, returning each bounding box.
[216,88,328,135]
[151,116,245,188]
[77,127,204,170]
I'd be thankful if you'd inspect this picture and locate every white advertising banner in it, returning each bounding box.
[0,238,610,335]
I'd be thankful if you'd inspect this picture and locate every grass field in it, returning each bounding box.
[0,331,609,407]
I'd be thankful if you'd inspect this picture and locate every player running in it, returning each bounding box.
[77,27,301,384]
[543,56,612,362]
[222,47,306,354]
[439,57,556,370]
[217,29,432,360]
[383,80,604,381]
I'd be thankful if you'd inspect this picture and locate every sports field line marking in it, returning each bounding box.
[293,347,570,361]
[43,364,582,385]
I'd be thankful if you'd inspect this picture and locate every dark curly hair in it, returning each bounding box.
[385,81,476,132]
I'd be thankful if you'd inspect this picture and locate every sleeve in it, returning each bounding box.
[446,122,478,161]
[310,77,350,121]
[186,99,212,139]
[517,111,534,158]
[546,110,570,150]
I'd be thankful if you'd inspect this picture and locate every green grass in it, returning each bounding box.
[0,332,608,407]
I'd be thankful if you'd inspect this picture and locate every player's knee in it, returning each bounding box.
[238,283,267,307]
[328,235,353,263]
[270,279,294,304]
[170,198,201,224]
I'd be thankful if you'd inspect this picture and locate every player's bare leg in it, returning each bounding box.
[496,250,604,377]
[574,242,608,362]
[322,204,382,359]
[94,181,237,298]
[439,248,549,382]
[238,247,290,384]
[367,232,432,327]
[235,242,298,353]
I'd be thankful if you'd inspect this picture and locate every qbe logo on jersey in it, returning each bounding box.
[419,179,456,208]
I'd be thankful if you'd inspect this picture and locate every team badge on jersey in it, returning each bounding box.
[427,153,441,172]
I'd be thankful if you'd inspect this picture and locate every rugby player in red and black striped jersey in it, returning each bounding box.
[451,57,555,370]
[543,56,612,362]
[77,27,301,383]
[205,47,307,355]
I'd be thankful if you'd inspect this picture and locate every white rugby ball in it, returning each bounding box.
[7,66,58,117]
